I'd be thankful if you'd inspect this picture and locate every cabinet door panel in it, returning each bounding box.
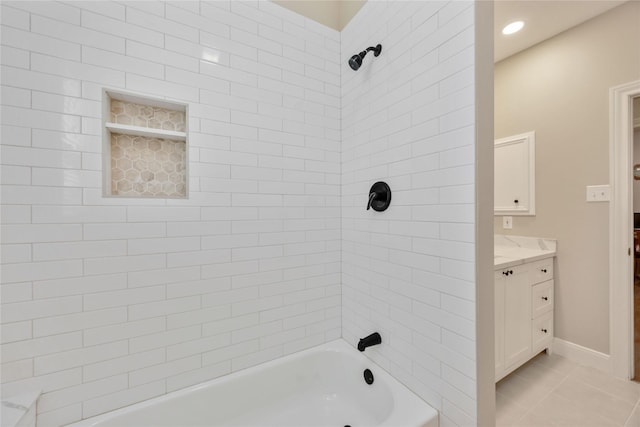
[504,266,532,369]
[495,271,506,380]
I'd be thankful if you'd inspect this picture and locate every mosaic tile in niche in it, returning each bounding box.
[111,134,186,197]
[110,100,186,132]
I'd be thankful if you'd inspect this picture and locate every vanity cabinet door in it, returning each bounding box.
[495,271,505,377]
[502,265,532,370]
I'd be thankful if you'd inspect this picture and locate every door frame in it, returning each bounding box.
[610,79,640,380]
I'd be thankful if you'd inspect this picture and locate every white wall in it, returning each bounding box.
[494,1,640,354]
[341,1,479,426]
[0,2,341,425]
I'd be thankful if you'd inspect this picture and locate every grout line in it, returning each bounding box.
[622,394,640,427]
[502,355,575,426]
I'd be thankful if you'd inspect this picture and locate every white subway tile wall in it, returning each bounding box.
[0,1,341,425]
[340,1,477,426]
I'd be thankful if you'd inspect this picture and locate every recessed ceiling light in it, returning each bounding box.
[502,21,524,35]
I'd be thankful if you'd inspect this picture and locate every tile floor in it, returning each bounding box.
[496,351,640,426]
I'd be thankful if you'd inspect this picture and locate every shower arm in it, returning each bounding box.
[361,45,382,58]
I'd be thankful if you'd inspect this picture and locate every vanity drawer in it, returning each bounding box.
[530,258,553,284]
[532,311,553,353]
[531,280,554,318]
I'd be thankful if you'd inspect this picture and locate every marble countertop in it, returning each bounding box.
[494,235,557,269]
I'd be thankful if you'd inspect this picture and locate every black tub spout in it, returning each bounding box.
[358,332,381,351]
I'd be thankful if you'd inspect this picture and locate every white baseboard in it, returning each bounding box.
[552,337,611,374]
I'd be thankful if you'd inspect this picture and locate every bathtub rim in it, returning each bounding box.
[66,338,438,427]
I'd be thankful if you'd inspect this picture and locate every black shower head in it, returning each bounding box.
[348,44,382,71]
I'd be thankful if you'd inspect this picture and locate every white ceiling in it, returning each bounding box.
[494,0,627,62]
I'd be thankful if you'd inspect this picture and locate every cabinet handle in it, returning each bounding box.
[502,271,508,276]
[541,328,548,333]
[541,268,547,273]
[514,199,519,204]
[542,296,548,301]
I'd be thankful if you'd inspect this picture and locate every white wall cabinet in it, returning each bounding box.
[495,131,535,215]
[495,257,554,382]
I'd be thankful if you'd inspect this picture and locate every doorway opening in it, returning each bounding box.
[631,96,640,380]
[610,80,640,381]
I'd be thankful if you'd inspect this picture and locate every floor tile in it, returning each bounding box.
[496,392,530,426]
[625,401,640,427]
[551,377,635,425]
[570,365,640,406]
[527,392,618,427]
[511,411,555,427]
[496,370,555,408]
[495,351,640,427]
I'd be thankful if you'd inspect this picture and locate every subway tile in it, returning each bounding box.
[83,223,166,240]
[37,375,128,414]
[128,296,200,321]
[127,6,197,42]
[33,273,126,299]
[82,46,164,79]
[127,206,200,222]
[129,355,200,387]
[126,73,199,103]
[125,39,198,72]
[1,359,33,384]
[32,14,124,54]
[83,317,165,347]
[36,405,82,427]
[1,332,82,363]
[0,244,31,264]
[166,332,230,361]
[31,168,102,188]
[2,105,81,133]
[1,321,32,344]
[1,125,31,148]
[1,26,80,61]
[166,249,231,268]
[33,240,126,261]
[1,66,82,97]
[0,5,29,29]
[0,46,29,69]
[128,236,200,255]
[1,224,82,244]
[33,308,127,338]
[1,85,31,108]
[31,129,100,152]
[128,266,201,289]
[2,296,82,323]
[65,1,125,20]
[166,360,231,393]
[129,325,201,354]
[81,380,166,419]
[84,254,166,275]
[1,260,83,283]
[83,286,166,311]
[1,367,82,397]
[81,10,163,47]
[82,348,165,383]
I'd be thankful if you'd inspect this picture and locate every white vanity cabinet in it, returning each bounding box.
[495,256,554,382]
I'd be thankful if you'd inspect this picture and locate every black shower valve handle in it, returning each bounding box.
[366,182,391,212]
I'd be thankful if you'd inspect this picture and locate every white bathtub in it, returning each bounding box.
[67,339,438,427]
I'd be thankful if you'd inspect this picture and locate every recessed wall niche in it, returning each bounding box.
[103,90,188,198]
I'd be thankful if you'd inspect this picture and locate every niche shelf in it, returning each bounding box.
[103,90,188,198]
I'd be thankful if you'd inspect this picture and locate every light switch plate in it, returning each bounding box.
[503,216,513,229]
[586,185,610,202]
